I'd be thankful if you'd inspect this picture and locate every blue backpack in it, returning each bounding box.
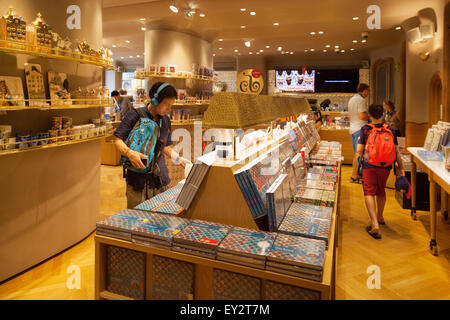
[121,108,160,174]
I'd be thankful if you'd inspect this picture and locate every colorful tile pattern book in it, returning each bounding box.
[131,213,190,243]
[218,227,276,259]
[267,233,326,270]
[287,203,333,220]
[135,184,184,215]
[417,150,444,161]
[174,219,232,249]
[96,209,152,240]
[297,180,335,191]
[278,213,331,245]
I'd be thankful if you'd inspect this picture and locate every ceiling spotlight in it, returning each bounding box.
[266,45,270,48]
[141,27,147,31]
[234,49,239,52]
[256,52,260,55]
[170,5,178,13]
[249,52,253,54]
[318,31,324,34]
[353,40,358,43]
[112,45,117,48]
[273,22,279,26]
[125,40,130,43]
[199,13,205,17]
[305,49,309,52]
[362,39,367,43]
[281,51,285,54]
[350,48,355,51]
[290,52,294,55]
[326,45,331,48]
[323,50,327,52]
[219,47,223,50]
[213,54,216,56]
[240,8,246,11]
[121,56,124,59]
[260,49,264,52]
[250,11,256,16]
[395,26,402,30]
[245,41,251,47]
[341,50,345,53]
[218,38,223,41]
[310,32,316,35]
[335,45,340,48]
[310,49,315,52]
[129,55,133,58]
[240,25,246,29]
[277,46,282,51]
[136,55,140,58]
[353,17,359,20]
[139,18,146,21]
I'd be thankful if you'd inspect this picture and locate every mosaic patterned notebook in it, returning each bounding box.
[96,210,152,235]
[278,213,331,245]
[266,175,286,232]
[135,184,184,214]
[287,203,333,220]
[297,180,335,191]
[218,227,276,259]
[267,233,326,270]
[174,219,232,249]
[132,213,190,242]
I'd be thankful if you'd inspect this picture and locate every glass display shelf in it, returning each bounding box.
[0,130,114,157]
[0,98,112,111]
[0,39,115,70]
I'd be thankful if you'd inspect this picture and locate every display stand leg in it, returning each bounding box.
[429,177,438,256]
[411,156,417,220]
[441,188,448,221]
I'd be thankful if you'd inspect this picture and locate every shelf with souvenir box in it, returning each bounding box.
[134,64,217,83]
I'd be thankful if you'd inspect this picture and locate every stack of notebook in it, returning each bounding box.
[266,233,326,281]
[266,174,292,232]
[286,203,333,220]
[295,187,336,207]
[131,213,190,249]
[278,212,332,245]
[96,209,151,241]
[135,183,184,215]
[172,219,232,258]
[217,227,276,269]
[297,179,335,191]
[176,159,211,210]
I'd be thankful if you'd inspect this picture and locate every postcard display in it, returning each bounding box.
[95,117,343,300]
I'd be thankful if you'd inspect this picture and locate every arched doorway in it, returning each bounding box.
[428,72,443,127]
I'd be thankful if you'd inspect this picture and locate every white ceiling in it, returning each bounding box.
[102,0,436,68]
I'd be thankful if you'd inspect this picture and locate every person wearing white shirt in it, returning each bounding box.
[348,83,370,183]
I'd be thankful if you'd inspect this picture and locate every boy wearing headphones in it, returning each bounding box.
[114,82,191,209]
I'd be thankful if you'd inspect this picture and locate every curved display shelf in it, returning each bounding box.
[0,131,114,157]
[134,100,210,107]
[171,121,198,126]
[134,72,216,83]
[0,98,112,111]
[0,40,115,70]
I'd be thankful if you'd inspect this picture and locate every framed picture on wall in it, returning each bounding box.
[24,63,46,106]
[48,71,71,106]
[0,76,25,107]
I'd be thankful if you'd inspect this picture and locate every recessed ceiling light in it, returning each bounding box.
[341,50,345,53]
[112,45,117,48]
[353,17,359,20]
[260,49,263,52]
[139,18,146,21]
[121,56,124,59]
[362,39,367,43]
[240,25,246,29]
[273,22,279,26]
[250,11,256,16]
[249,52,253,54]
[234,49,239,52]
[290,52,294,55]
[170,5,178,13]
[219,47,223,50]
[310,49,315,52]
[326,45,331,48]
[245,41,251,47]
[277,46,282,51]
[213,54,216,56]
[218,38,223,41]
[240,8,246,11]
[318,31,324,34]
[353,40,358,43]
[335,45,340,48]
[125,40,130,43]
[310,32,316,35]
[281,51,285,54]
[141,27,147,31]
[136,55,140,58]
[395,26,402,30]
[129,55,133,58]
[199,13,205,17]
[256,52,260,55]
[266,45,270,48]
[323,50,327,52]
[305,49,309,52]
[350,48,355,51]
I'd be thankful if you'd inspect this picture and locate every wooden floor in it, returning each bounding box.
[0,165,449,300]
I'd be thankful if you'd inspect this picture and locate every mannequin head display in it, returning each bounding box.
[148,82,177,117]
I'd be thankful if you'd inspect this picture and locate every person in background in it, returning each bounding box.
[348,83,370,184]
[357,104,405,239]
[383,100,401,137]
[114,82,191,209]
[119,89,127,95]
[111,90,133,120]
[313,111,323,129]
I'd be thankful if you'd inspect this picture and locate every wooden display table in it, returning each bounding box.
[319,128,353,165]
[408,147,449,256]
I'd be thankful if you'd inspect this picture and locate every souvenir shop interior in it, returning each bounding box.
[0,0,449,301]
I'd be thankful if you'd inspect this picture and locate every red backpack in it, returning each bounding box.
[364,124,396,167]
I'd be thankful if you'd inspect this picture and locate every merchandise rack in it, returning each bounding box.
[0,98,112,111]
[0,130,114,157]
[0,40,115,69]
[134,72,217,83]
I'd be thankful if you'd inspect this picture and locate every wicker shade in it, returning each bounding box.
[203,92,310,128]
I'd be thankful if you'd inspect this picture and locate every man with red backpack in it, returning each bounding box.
[357,104,405,239]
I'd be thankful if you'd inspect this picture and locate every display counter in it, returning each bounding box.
[319,127,353,164]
